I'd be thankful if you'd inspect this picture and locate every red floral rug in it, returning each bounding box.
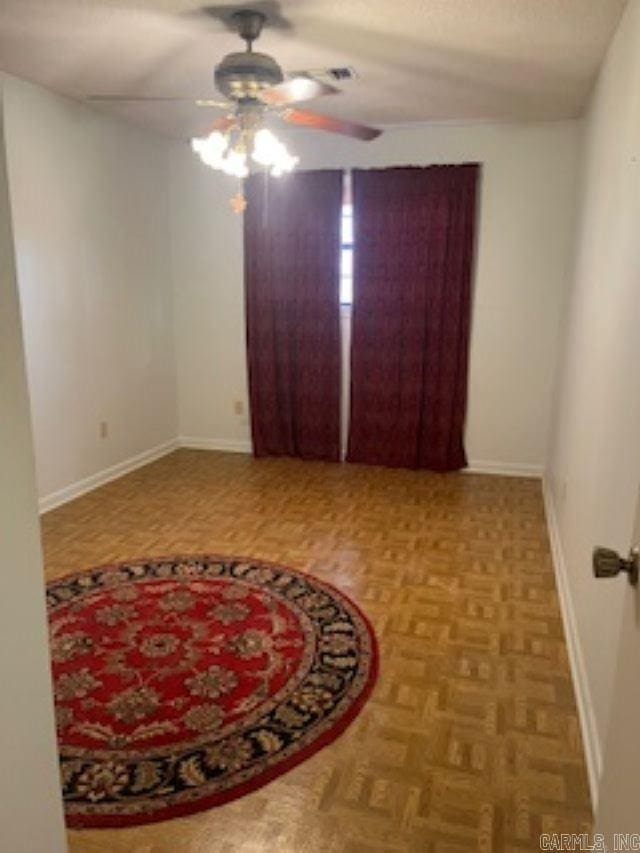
[47,555,378,828]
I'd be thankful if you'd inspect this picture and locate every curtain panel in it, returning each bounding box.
[244,170,343,461]
[347,164,479,471]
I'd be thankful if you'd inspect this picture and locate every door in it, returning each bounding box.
[594,490,640,841]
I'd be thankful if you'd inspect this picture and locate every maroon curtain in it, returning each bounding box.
[244,170,342,461]
[347,165,479,471]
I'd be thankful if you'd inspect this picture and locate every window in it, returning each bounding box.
[340,201,353,306]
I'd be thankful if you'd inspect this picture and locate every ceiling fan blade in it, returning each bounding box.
[195,99,232,108]
[287,67,358,82]
[86,95,229,108]
[280,109,381,141]
[259,77,339,107]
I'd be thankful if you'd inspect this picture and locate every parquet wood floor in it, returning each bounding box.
[40,450,592,853]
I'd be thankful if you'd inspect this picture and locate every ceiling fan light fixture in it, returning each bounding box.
[191,130,248,178]
[251,128,298,175]
[223,148,250,178]
[191,124,297,183]
[191,131,228,168]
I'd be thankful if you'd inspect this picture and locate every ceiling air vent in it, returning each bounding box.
[326,67,358,81]
[289,67,359,83]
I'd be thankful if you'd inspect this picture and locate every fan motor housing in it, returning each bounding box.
[215,51,283,101]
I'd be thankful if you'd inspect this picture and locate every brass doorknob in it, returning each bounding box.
[593,546,639,586]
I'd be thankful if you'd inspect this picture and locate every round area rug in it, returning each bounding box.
[47,555,378,828]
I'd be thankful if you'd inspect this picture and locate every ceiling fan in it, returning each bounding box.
[88,7,382,143]
[89,7,381,209]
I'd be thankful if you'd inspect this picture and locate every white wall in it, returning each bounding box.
[546,0,640,806]
[169,158,250,452]
[0,83,67,853]
[2,76,178,508]
[170,120,580,473]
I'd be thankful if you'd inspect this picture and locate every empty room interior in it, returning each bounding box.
[2,1,640,851]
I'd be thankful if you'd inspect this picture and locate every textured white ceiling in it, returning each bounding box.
[0,0,627,138]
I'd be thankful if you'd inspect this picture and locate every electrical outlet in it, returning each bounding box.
[233,400,245,416]
[99,421,108,439]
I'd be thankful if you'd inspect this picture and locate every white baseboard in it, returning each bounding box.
[37,439,542,514]
[175,444,540,478]
[466,459,543,478]
[178,442,541,476]
[38,439,178,514]
[543,477,601,810]
[178,436,252,454]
